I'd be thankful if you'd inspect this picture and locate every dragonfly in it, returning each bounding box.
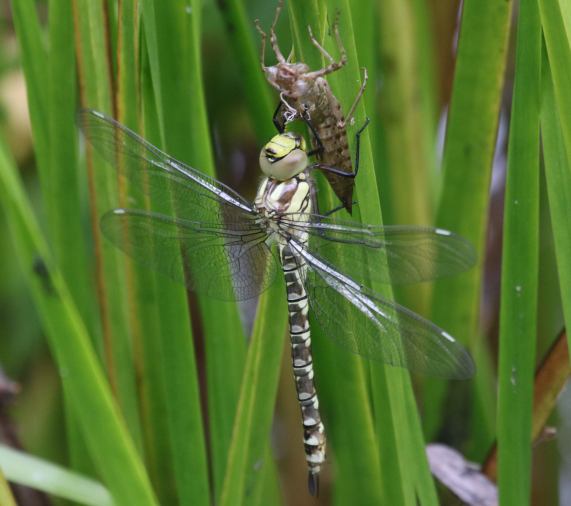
[255,0,368,214]
[79,109,475,496]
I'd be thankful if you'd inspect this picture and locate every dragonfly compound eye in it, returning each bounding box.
[259,133,308,181]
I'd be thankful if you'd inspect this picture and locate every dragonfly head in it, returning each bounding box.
[260,132,308,180]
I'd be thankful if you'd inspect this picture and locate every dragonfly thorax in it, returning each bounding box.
[255,172,312,246]
[259,132,309,180]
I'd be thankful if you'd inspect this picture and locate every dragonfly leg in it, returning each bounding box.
[255,0,286,64]
[307,24,336,64]
[305,11,347,79]
[339,67,369,128]
[307,117,369,178]
[322,200,358,217]
[271,101,324,158]
[254,19,268,69]
[309,162,355,178]
[269,0,287,63]
[353,117,370,177]
[273,101,286,133]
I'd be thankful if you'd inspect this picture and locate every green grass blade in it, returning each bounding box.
[251,455,282,506]
[375,0,438,381]
[219,278,288,506]
[376,0,433,226]
[539,0,571,178]
[496,0,541,504]
[140,1,247,503]
[0,445,113,506]
[14,0,94,326]
[116,0,139,130]
[47,0,91,302]
[0,136,157,505]
[350,0,382,193]
[202,294,248,501]
[541,56,571,357]
[172,1,259,499]
[426,0,513,451]
[539,0,571,357]
[47,0,99,473]
[14,0,99,474]
[73,0,144,449]
[114,4,179,502]
[10,0,49,176]
[326,2,439,503]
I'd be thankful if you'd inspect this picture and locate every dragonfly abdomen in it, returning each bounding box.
[280,243,325,495]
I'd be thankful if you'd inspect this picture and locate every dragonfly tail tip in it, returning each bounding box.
[308,471,320,496]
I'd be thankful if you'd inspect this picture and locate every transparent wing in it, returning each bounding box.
[291,240,475,379]
[80,109,276,300]
[101,209,277,300]
[280,213,476,285]
[79,109,257,220]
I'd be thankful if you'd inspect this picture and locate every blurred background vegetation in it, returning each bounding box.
[0,0,569,505]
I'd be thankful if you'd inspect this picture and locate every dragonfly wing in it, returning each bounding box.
[80,109,275,300]
[79,109,257,222]
[102,209,277,300]
[290,240,475,379]
[281,214,476,285]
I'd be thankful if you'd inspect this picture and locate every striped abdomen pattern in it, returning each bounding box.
[280,243,325,494]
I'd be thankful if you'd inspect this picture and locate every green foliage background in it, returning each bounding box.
[0,0,569,505]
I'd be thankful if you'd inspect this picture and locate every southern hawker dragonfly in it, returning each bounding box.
[80,109,475,496]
